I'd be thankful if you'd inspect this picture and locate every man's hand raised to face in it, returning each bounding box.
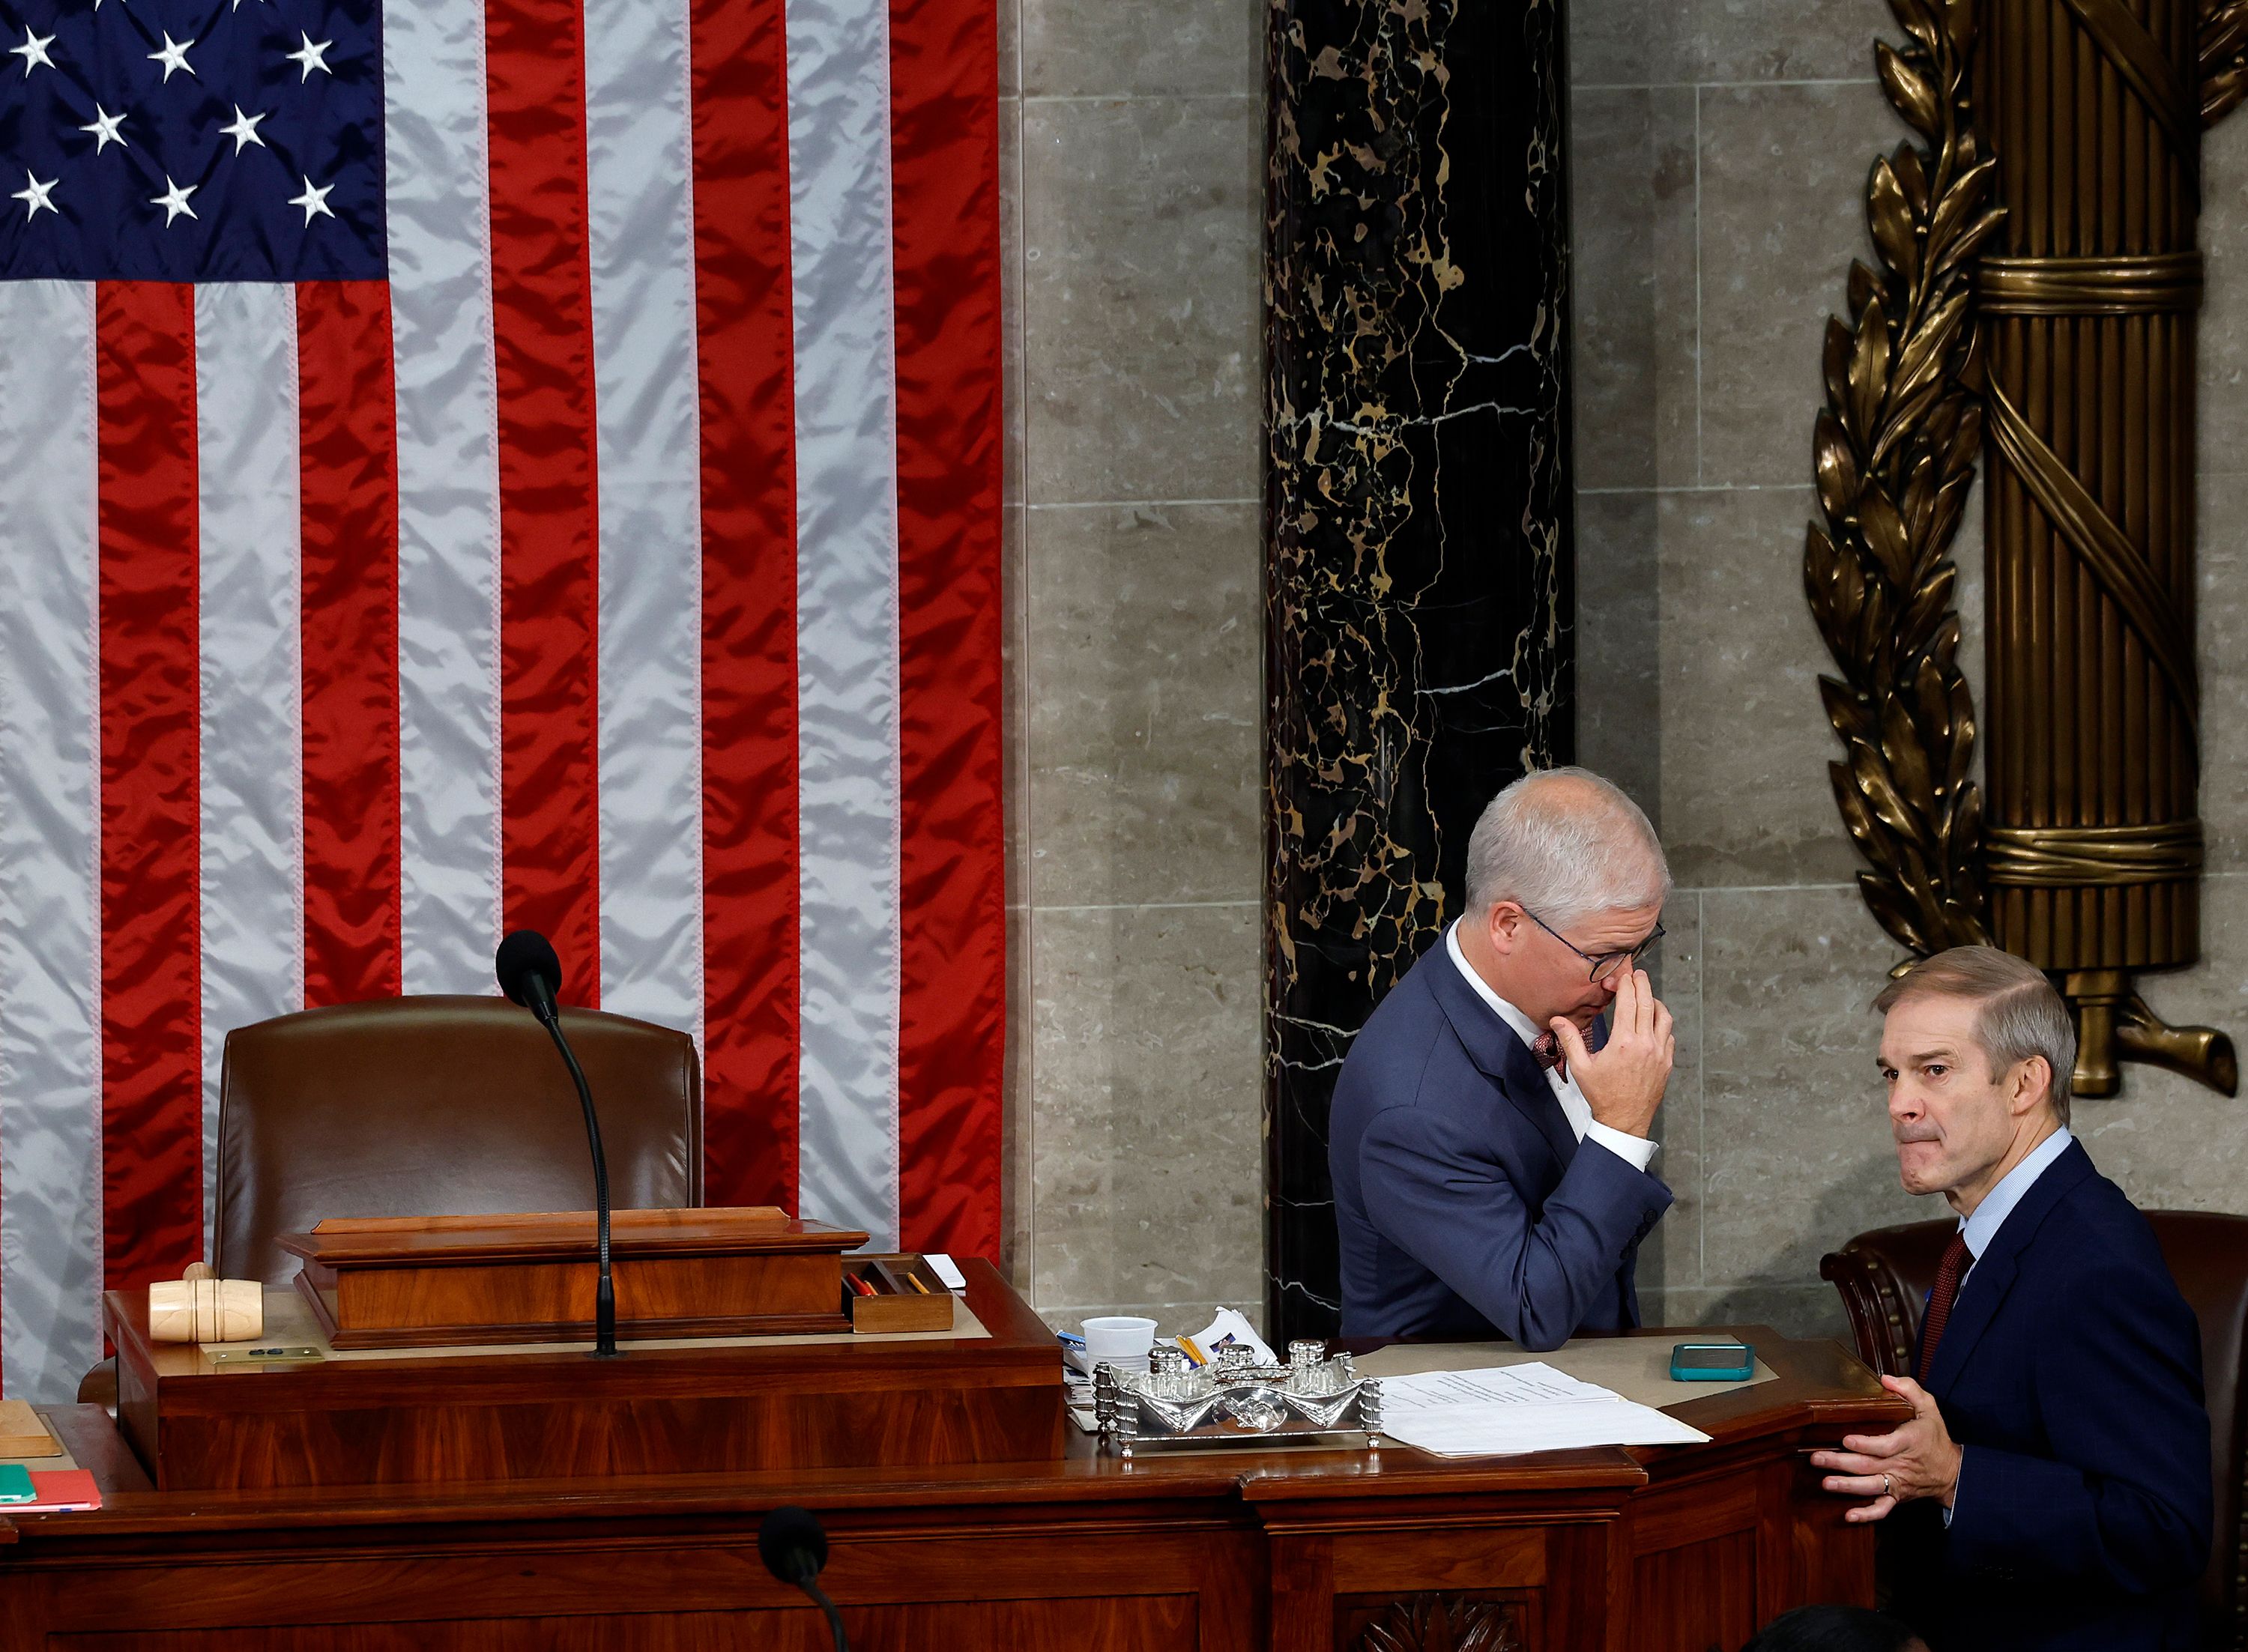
[1550,967,1673,1140]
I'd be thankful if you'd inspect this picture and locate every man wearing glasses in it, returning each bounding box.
[1329,766,1678,1349]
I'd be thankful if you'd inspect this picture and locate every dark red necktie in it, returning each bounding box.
[1531,1030,1566,1080]
[1917,1231,1973,1382]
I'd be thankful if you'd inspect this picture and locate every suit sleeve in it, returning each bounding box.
[1945,1258,2212,1596]
[1357,1102,1672,1352]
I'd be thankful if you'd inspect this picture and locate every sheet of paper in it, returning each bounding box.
[1374,1363,1711,1457]
[1374,1362,1615,1408]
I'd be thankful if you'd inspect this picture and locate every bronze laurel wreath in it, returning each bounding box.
[2206,0,2248,124]
[1805,0,2004,957]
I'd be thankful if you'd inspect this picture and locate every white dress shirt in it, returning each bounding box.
[1445,921,1659,1173]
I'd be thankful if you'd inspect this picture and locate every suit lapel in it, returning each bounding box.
[1927,1139,2097,1393]
[1424,951,1580,1172]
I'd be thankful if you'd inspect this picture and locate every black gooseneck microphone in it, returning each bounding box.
[758,1506,847,1651]
[495,929,620,1358]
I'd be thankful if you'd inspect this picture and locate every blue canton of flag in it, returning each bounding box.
[0,0,381,279]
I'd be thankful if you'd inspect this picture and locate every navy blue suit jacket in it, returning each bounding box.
[1891,1139,2211,1652]
[1329,943,1673,1350]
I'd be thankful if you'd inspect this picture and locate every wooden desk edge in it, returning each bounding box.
[12,1321,1909,1543]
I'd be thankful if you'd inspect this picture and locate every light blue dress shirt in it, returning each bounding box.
[1939,1122,2073,1526]
[1957,1124,2075,1287]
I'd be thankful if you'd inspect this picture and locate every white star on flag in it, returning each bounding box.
[79,105,127,151]
[287,175,335,225]
[147,31,194,80]
[11,171,56,220]
[220,105,268,153]
[150,175,197,225]
[285,32,332,79]
[10,27,55,75]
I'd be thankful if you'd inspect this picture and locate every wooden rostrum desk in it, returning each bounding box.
[0,1263,1906,1651]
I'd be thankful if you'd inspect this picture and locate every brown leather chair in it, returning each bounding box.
[82,995,701,1402]
[1823,1211,2248,1649]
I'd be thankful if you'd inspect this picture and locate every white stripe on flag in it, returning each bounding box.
[0,280,102,1400]
[585,0,704,1038]
[195,283,306,1259]
[387,0,504,993]
[786,0,903,1244]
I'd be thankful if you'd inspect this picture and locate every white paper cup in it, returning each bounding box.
[1081,1314,1158,1372]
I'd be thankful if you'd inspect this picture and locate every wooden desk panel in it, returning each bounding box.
[107,1261,1065,1488]
[1,1323,1907,1651]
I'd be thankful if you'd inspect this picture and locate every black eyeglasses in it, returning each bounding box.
[1521,908,1665,984]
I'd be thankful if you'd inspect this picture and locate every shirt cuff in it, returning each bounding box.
[1942,1451,1963,1528]
[1584,1119,1658,1172]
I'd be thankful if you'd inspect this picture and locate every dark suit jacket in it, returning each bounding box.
[1892,1139,2211,1652]
[1328,942,1673,1350]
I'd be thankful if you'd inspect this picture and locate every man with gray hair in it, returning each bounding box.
[1328,766,1679,1349]
[1810,945,2209,1652]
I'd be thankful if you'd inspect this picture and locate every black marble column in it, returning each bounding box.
[1263,0,1576,1340]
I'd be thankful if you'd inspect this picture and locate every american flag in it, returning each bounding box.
[0,0,1004,1397]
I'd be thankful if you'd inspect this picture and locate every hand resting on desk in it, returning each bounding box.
[1810,1374,1961,1523]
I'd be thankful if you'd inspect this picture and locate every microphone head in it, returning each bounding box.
[495,929,563,1008]
[758,1504,829,1586]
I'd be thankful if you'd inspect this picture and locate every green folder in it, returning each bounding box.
[0,1463,34,1504]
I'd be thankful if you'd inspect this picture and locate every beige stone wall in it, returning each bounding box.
[1573,0,2248,1338]
[996,0,1269,1333]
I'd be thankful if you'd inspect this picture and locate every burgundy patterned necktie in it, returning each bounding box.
[1531,1030,1566,1080]
[1917,1230,1973,1382]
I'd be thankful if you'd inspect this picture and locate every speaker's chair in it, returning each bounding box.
[81,995,701,1401]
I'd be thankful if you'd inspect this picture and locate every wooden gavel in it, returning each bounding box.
[147,1261,262,1345]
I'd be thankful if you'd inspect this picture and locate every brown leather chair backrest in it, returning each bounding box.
[1824,1210,2248,1649]
[214,996,702,1285]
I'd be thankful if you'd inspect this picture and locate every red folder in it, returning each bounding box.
[10,1470,98,1512]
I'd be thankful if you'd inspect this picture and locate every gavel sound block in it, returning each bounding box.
[148,1263,262,1344]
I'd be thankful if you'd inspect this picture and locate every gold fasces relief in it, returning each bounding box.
[1980,384,2200,730]
[2066,971,2240,1098]
[1810,0,2238,1098]
[1984,823,2205,889]
[1974,252,2203,315]
[2052,0,2199,185]
[1804,0,1999,957]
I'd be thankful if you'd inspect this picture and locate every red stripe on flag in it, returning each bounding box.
[890,0,1006,1257]
[486,0,602,998]
[297,282,404,1006]
[96,281,203,1289]
[691,0,802,1209]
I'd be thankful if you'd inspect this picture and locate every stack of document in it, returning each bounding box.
[1374,1362,1711,1457]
